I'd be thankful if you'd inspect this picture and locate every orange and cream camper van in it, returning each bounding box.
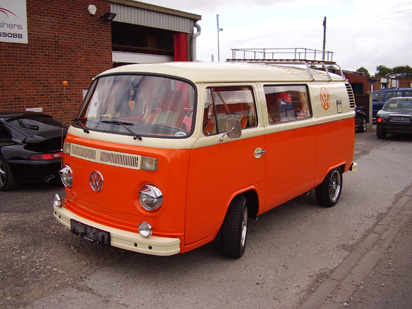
[53,62,357,258]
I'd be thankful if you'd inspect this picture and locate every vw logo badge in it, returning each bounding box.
[90,171,104,192]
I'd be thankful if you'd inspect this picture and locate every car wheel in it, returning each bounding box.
[316,168,342,207]
[376,125,386,139]
[0,156,17,191]
[221,195,248,258]
[358,117,367,133]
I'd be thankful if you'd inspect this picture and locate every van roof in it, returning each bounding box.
[98,62,345,83]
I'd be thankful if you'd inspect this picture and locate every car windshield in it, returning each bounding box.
[78,74,195,138]
[382,98,412,111]
[8,115,64,134]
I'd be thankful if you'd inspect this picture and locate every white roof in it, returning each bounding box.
[98,61,345,83]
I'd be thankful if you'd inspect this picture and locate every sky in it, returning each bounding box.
[139,0,412,75]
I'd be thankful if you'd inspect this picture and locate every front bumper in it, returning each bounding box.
[53,204,180,256]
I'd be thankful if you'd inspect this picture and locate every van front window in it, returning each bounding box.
[77,75,195,138]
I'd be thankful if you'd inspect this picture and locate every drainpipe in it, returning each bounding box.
[192,22,201,61]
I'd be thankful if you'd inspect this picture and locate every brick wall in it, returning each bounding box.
[0,0,112,124]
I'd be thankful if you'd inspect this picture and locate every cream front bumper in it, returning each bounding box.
[53,205,180,256]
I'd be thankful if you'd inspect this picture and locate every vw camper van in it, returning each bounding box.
[53,62,357,258]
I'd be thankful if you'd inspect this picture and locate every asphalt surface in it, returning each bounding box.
[301,128,412,308]
[1,127,412,308]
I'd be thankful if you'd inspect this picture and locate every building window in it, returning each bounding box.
[112,22,174,56]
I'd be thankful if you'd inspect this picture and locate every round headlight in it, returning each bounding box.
[139,185,163,211]
[59,165,73,188]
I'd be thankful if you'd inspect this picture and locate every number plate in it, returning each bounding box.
[390,116,411,123]
[70,220,110,246]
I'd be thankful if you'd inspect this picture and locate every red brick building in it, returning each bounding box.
[0,0,201,123]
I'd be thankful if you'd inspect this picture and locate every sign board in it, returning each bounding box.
[0,0,28,44]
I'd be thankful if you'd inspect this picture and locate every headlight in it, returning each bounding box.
[139,185,163,211]
[59,165,73,188]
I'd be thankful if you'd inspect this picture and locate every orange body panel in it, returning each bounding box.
[185,132,266,246]
[62,135,190,241]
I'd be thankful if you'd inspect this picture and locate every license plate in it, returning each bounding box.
[390,116,411,123]
[70,220,110,246]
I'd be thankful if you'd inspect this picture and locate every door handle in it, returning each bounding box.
[254,148,266,158]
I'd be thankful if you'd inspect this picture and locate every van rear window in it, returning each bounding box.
[264,85,311,123]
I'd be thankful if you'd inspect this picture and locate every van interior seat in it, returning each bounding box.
[203,104,250,135]
[146,90,186,130]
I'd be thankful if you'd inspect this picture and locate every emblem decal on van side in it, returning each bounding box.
[320,87,330,110]
[90,171,104,192]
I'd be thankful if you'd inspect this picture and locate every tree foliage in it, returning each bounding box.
[375,65,412,78]
[356,66,370,77]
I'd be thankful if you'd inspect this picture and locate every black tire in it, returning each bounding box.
[0,156,17,191]
[221,195,248,258]
[376,125,386,139]
[358,117,367,133]
[316,168,342,207]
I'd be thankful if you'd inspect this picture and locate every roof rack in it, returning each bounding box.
[226,48,346,81]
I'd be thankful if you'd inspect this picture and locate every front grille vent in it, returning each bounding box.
[70,144,141,170]
[100,151,140,169]
[71,144,97,160]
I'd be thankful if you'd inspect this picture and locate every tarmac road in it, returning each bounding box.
[1,128,412,308]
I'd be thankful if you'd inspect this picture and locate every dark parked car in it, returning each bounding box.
[355,106,367,133]
[0,111,67,190]
[376,97,412,139]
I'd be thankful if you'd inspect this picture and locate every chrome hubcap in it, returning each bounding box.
[241,207,248,247]
[329,170,341,202]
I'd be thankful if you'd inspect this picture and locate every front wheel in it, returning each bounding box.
[316,168,342,207]
[220,195,248,258]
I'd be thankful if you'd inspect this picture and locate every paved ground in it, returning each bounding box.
[1,127,412,308]
[301,185,412,308]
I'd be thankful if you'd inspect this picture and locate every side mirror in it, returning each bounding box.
[219,118,242,142]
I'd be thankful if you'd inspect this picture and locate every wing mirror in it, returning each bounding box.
[219,118,242,142]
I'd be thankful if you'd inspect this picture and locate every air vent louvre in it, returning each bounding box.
[100,151,140,168]
[345,83,356,108]
[69,144,141,170]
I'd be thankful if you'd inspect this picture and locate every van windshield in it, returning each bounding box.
[77,75,195,138]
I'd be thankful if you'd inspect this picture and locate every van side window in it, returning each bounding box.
[264,85,311,123]
[203,86,257,136]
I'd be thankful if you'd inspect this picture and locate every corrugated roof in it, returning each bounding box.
[109,0,201,33]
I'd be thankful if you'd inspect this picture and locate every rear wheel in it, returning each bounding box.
[376,125,386,139]
[221,195,248,258]
[0,156,17,191]
[358,117,367,133]
[316,168,342,207]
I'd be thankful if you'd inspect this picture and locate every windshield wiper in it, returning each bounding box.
[101,120,142,140]
[72,118,89,133]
